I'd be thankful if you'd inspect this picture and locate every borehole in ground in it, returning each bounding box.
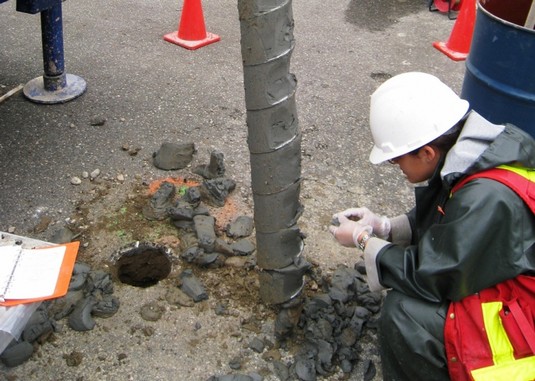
[112,241,173,287]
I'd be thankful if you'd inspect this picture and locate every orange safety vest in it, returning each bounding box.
[445,165,535,381]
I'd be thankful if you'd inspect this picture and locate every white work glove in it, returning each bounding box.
[329,214,373,248]
[336,207,391,240]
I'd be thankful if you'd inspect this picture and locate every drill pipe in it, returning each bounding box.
[238,0,307,304]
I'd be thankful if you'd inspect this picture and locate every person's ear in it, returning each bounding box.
[419,145,438,163]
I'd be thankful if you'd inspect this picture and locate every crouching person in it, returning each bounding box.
[329,72,535,380]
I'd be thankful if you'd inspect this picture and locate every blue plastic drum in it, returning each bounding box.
[461,0,535,138]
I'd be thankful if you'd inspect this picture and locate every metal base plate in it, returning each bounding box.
[23,73,87,104]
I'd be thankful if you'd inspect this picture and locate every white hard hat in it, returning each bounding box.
[368,72,469,164]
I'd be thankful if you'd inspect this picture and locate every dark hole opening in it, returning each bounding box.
[115,243,172,287]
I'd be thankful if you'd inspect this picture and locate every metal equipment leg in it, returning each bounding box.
[17,0,86,104]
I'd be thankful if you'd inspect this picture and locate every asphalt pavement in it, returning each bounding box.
[1,0,467,379]
[1,0,466,234]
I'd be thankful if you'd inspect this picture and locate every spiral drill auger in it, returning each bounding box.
[238,0,309,305]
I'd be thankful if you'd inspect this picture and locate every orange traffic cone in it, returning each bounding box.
[164,0,220,50]
[433,0,476,61]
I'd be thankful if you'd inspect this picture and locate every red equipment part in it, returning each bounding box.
[434,0,462,13]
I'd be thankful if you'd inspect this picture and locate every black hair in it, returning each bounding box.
[408,117,466,156]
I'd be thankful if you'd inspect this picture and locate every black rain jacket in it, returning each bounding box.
[376,114,535,303]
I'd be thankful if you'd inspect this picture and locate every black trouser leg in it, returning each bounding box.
[379,290,451,381]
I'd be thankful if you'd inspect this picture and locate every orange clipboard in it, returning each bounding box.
[0,241,80,307]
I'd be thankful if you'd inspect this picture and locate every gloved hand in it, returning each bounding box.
[336,207,391,240]
[329,214,372,248]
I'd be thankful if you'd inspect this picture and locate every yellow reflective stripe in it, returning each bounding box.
[470,301,534,381]
[471,355,535,381]
[481,302,516,365]
[497,164,535,182]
